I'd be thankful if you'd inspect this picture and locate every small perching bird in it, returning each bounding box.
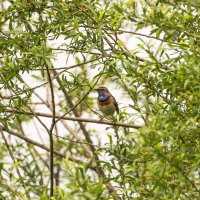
[95,86,119,116]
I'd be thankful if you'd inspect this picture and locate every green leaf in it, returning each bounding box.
[45,58,52,68]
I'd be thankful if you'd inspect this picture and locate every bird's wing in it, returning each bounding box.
[113,96,119,114]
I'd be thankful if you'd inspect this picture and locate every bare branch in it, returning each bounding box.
[5,109,143,129]
[46,65,56,197]
[33,57,102,71]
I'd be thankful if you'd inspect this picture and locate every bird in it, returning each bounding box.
[95,86,119,116]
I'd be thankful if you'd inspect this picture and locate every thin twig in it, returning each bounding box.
[4,109,143,129]
[0,126,31,199]
[52,133,99,147]
[34,57,102,71]
[0,126,86,165]
[46,65,56,197]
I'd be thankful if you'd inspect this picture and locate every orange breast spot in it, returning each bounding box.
[98,97,112,106]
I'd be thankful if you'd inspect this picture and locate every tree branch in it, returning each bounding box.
[5,109,143,129]
[34,57,102,71]
[46,65,56,197]
[0,126,88,166]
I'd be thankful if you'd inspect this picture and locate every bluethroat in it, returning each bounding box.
[95,86,119,116]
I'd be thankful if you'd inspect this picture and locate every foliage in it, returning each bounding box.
[0,0,200,199]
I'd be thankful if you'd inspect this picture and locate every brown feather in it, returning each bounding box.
[113,96,119,114]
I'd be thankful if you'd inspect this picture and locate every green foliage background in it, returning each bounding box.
[0,0,200,199]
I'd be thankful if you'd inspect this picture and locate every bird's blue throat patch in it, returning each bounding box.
[98,95,109,102]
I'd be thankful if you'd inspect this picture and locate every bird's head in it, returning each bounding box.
[95,86,110,96]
